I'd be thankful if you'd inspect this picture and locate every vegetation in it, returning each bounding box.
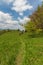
[25,3,43,37]
[0,3,43,65]
[0,31,43,65]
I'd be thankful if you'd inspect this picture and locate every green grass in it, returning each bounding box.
[0,31,43,65]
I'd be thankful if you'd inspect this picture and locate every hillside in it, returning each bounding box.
[0,3,43,65]
[0,31,43,65]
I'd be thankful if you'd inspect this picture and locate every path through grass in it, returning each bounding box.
[15,39,25,65]
[0,31,43,65]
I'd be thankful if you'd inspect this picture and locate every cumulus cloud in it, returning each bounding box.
[0,11,20,29]
[0,0,33,16]
[0,23,24,30]
[0,11,18,24]
[11,0,33,15]
[0,0,32,30]
[18,16,30,25]
[0,11,30,30]
[0,0,14,4]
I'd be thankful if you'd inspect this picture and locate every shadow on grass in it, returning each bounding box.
[28,32,43,38]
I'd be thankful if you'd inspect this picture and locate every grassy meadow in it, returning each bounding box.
[0,3,43,65]
[0,30,43,65]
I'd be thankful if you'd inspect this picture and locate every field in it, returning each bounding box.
[0,31,43,65]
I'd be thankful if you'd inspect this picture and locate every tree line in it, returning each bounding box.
[25,3,43,37]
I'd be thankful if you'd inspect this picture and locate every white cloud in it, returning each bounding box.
[0,0,33,16]
[11,0,33,15]
[0,11,30,30]
[3,0,13,3]
[18,16,30,25]
[0,0,14,4]
[19,12,23,16]
[0,11,19,29]
[0,11,18,24]
[0,23,19,30]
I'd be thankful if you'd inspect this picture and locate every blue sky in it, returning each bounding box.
[0,0,43,30]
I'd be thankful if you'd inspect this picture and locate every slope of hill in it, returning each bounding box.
[0,3,43,65]
[0,31,43,65]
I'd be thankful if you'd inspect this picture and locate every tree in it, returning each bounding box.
[25,3,43,32]
[30,4,43,30]
[25,3,43,38]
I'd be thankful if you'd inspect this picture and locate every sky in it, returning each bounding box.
[0,0,43,30]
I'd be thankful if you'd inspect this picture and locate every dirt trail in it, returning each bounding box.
[15,40,25,65]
